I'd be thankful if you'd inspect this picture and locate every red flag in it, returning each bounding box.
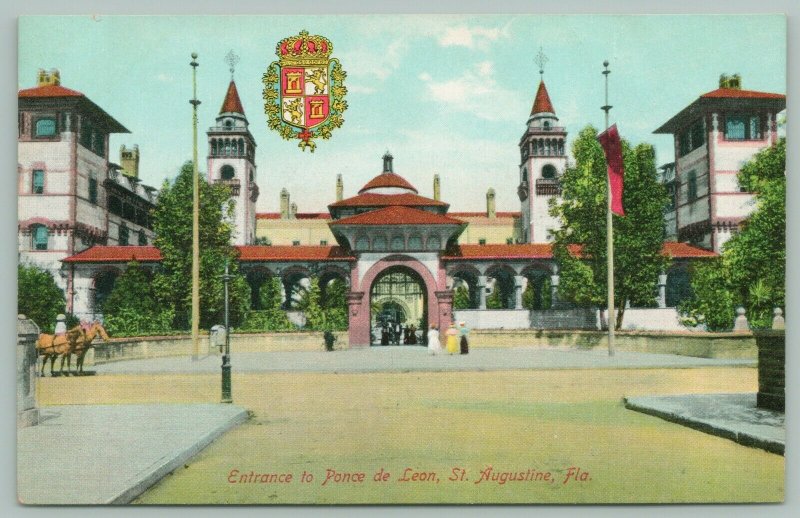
[598,124,625,216]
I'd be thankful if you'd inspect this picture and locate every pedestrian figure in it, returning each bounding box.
[408,324,417,345]
[381,323,390,345]
[446,322,459,354]
[427,325,440,355]
[459,321,470,354]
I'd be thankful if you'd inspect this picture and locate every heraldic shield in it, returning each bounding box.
[263,30,348,152]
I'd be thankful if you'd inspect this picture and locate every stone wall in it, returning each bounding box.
[89,331,348,366]
[466,329,756,359]
[755,330,785,412]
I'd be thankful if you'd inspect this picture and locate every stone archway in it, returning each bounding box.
[348,255,449,347]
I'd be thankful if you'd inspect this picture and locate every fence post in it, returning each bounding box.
[17,315,40,428]
[772,307,785,330]
[733,306,749,333]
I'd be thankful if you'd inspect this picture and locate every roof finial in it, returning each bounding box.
[224,49,240,80]
[534,47,548,79]
[382,150,394,173]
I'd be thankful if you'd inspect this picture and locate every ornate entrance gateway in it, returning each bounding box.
[370,267,427,345]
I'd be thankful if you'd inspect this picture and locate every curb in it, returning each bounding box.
[107,406,249,504]
[623,397,784,456]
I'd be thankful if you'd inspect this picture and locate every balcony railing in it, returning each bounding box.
[215,178,241,196]
[535,177,561,196]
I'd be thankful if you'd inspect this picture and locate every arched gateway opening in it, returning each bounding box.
[370,266,427,345]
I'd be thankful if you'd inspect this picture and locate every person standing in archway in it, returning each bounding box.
[427,325,440,355]
[459,321,470,354]
[445,322,459,354]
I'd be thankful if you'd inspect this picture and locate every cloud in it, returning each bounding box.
[418,61,527,122]
[438,24,510,51]
[338,37,409,93]
[155,73,174,83]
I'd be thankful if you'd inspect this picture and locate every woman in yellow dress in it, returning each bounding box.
[445,322,459,354]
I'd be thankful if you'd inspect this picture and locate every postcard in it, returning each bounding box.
[16,14,785,505]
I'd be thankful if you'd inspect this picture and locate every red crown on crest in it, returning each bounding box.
[276,30,333,67]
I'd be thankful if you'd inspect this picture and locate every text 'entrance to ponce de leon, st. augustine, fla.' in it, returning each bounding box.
[370,266,427,346]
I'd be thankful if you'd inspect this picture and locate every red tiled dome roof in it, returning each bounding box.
[330,206,463,226]
[19,84,84,98]
[358,173,418,194]
[330,192,446,208]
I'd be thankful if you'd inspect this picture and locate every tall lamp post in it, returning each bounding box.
[190,52,201,361]
[221,259,233,403]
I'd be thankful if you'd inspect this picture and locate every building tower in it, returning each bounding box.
[207,73,258,245]
[518,55,567,243]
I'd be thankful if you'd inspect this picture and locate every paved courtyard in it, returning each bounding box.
[92,346,756,374]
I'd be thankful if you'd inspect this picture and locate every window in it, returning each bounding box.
[119,224,129,246]
[93,132,105,156]
[88,174,98,204]
[678,119,705,156]
[319,240,328,246]
[80,119,93,149]
[220,165,235,180]
[543,120,551,130]
[34,118,56,137]
[408,235,422,249]
[355,236,369,251]
[506,238,513,244]
[725,115,761,140]
[32,225,48,250]
[665,183,676,211]
[541,164,557,179]
[292,240,300,246]
[687,171,698,202]
[108,195,122,216]
[521,168,528,183]
[373,236,387,251]
[138,230,147,246]
[32,170,44,194]
[391,235,404,251]
[479,238,487,245]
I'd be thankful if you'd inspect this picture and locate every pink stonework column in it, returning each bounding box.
[435,290,454,344]
[346,291,369,347]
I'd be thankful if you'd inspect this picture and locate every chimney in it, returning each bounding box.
[486,188,496,219]
[382,151,394,173]
[336,174,343,201]
[119,144,140,179]
[290,202,298,219]
[719,73,742,90]
[280,188,290,219]
[37,68,61,87]
[433,174,441,201]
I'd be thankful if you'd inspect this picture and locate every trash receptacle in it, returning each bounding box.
[210,325,227,354]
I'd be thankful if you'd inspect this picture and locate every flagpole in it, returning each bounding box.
[190,52,201,360]
[601,60,615,357]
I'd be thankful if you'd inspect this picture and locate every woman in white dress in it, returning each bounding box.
[427,325,441,355]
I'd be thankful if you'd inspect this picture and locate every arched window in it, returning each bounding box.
[238,139,244,156]
[35,118,56,137]
[138,230,147,246]
[542,164,557,179]
[224,119,233,129]
[687,171,698,202]
[88,173,98,204]
[426,235,441,251]
[220,165,235,180]
[355,236,370,251]
[521,168,528,183]
[211,139,217,156]
[224,139,231,156]
[543,120,551,130]
[31,225,49,250]
[373,235,387,252]
[119,224,129,246]
[391,235,404,251]
[407,235,423,250]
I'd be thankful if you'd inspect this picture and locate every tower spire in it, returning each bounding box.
[534,47,548,79]
[224,49,240,80]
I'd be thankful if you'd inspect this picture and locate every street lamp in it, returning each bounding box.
[221,259,233,403]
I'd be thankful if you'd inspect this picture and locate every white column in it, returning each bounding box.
[514,275,524,310]
[657,273,668,308]
[478,275,487,310]
[550,274,560,309]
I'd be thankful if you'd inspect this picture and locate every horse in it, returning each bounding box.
[36,325,83,376]
[64,321,110,376]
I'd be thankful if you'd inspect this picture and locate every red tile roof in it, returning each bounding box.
[330,192,446,208]
[256,212,331,220]
[358,172,418,194]
[660,241,718,258]
[62,246,162,263]
[700,88,786,100]
[443,242,717,260]
[330,206,464,226]
[18,84,85,98]
[237,245,354,262]
[531,80,555,115]
[220,81,245,114]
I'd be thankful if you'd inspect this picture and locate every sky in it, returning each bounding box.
[18,15,786,214]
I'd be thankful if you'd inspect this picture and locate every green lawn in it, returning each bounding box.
[38,367,784,504]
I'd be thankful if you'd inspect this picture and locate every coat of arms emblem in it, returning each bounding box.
[262,30,347,152]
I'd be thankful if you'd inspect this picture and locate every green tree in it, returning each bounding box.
[101,261,174,336]
[297,276,325,329]
[723,138,785,328]
[678,259,735,331]
[18,264,65,333]
[321,278,348,330]
[243,276,293,331]
[453,285,471,310]
[550,125,669,329]
[486,287,503,309]
[151,161,250,330]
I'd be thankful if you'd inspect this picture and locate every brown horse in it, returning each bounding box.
[36,325,83,376]
[64,321,110,376]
